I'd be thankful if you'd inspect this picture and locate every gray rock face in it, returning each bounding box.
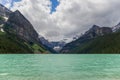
[61,25,112,53]
[82,25,112,39]
[0,4,51,53]
[5,10,39,42]
[0,4,39,43]
[39,36,66,52]
[112,23,120,32]
[0,4,12,17]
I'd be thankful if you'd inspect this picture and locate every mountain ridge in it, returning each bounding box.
[61,24,119,53]
[4,10,39,42]
[0,4,51,53]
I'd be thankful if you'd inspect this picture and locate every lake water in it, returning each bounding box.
[0,54,120,80]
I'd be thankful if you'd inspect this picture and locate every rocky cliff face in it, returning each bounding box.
[61,25,112,53]
[0,4,51,53]
[112,23,120,32]
[0,4,12,17]
[0,4,12,27]
[39,36,65,52]
[4,10,39,42]
[82,25,112,40]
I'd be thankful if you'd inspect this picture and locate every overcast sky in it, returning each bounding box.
[1,0,120,42]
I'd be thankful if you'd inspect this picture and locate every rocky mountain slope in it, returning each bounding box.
[112,23,120,32]
[0,4,12,17]
[40,36,66,52]
[0,4,50,53]
[61,25,114,53]
[4,10,39,42]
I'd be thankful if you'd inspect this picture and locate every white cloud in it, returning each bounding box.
[0,0,12,7]
[4,0,120,42]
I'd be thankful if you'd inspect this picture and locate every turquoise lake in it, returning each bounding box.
[0,54,120,80]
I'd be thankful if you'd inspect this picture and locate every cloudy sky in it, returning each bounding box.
[0,0,120,42]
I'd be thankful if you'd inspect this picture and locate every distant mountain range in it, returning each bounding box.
[0,4,55,53]
[39,37,66,52]
[1,3,120,53]
[61,23,120,53]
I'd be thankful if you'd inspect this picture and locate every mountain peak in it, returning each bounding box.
[92,25,100,28]
[61,25,112,53]
[14,10,21,14]
[117,22,120,25]
[12,10,25,18]
[4,10,39,42]
[0,4,12,17]
[112,22,120,32]
[91,25,100,30]
[81,25,112,40]
[85,25,100,34]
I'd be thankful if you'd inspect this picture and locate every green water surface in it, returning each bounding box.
[0,54,120,80]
